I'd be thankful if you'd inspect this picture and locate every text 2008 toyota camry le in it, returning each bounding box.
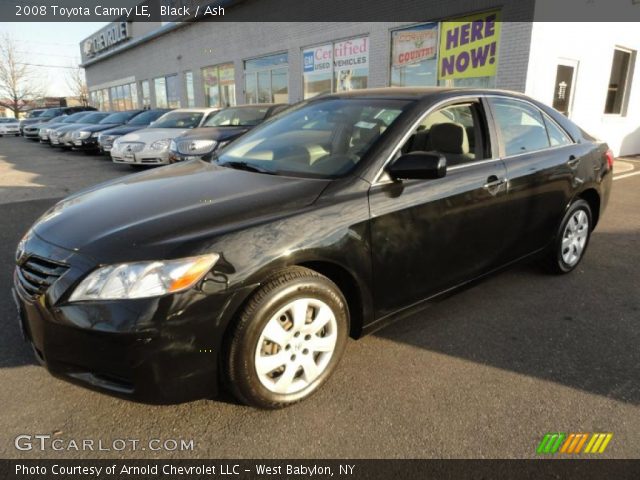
[13,88,612,408]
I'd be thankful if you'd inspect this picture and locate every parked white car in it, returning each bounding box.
[0,118,20,136]
[111,108,219,165]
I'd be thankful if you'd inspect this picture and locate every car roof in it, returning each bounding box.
[316,87,534,101]
[170,108,220,113]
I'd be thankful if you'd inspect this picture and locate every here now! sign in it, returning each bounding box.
[438,9,501,80]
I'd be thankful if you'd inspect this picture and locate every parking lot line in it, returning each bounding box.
[613,171,640,181]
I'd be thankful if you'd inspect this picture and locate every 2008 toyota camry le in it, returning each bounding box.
[13,88,613,409]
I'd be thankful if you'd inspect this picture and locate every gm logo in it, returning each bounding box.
[537,433,613,455]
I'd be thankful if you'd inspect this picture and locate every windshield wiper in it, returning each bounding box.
[220,161,276,175]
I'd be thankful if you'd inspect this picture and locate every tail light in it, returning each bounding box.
[605,149,614,170]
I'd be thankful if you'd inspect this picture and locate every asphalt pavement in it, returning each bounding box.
[0,137,639,459]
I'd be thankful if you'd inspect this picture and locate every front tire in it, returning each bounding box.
[225,267,349,409]
[547,199,592,274]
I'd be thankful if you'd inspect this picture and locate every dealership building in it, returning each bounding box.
[80,0,640,156]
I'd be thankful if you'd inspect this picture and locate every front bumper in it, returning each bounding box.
[72,137,100,151]
[23,129,40,138]
[13,234,250,404]
[112,149,171,165]
[0,127,20,135]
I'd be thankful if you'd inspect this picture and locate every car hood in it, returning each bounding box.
[81,123,121,133]
[21,118,48,126]
[100,125,145,137]
[53,123,92,133]
[179,126,251,142]
[31,160,330,262]
[118,128,190,144]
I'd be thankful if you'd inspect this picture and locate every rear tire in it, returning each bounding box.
[546,199,592,274]
[225,267,349,409]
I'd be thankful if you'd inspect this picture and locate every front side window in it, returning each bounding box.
[604,48,634,115]
[152,111,203,129]
[218,98,409,178]
[400,101,488,166]
[490,98,552,156]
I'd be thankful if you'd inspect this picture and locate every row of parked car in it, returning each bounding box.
[14,103,289,167]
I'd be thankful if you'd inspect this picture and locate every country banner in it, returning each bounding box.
[391,23,438,68]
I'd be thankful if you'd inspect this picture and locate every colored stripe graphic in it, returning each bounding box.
[538,433,612,454]
[584,433,613,454]
[537,433,565,454]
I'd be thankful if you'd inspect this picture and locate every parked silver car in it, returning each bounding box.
[111,108,219,166]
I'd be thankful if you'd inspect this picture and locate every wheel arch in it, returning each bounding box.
[576,188,601,228]
[296,260,366,339]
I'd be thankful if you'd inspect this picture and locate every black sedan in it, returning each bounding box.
[13,88,612,408]
[70,110,144,153]
[97,109,172,154]
[168,104,287,162]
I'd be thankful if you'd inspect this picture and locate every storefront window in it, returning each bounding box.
[390,24,438,87]
[185,71,195,108]
[130,83,139,109]
[123,84,132,110]
[303,37,368,99]
[154,77,168,108]
[166,74,181,108]
[141,80,151,108]
[244,52,289,104]
[202,63,236,107]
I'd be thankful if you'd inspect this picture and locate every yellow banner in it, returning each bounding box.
[438,10,501,80]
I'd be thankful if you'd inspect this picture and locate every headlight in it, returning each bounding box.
[178,139,217,156]
[90,132,99,138]
[150,139,171,151]
[77,131,91,140]
[69,253,220,302]
[170,139,177,152]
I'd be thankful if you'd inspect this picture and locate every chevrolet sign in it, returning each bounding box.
[83,22,129,58]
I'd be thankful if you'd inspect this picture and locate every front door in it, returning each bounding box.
[368,99,510,319]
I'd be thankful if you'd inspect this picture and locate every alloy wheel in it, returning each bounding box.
[561,209,589,267]
[254,298,338,394]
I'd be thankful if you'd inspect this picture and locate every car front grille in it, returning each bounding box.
[117,142,145,153]
[16,256,69,298]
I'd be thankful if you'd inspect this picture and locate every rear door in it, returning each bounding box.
[368,98,511,318]
[487,96,578,260]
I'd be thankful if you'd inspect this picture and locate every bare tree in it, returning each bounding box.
[66,66,89,106]
[0,34,47,117]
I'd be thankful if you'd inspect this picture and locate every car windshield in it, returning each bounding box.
[152,111,204,129]
[127,110,168,126]
[203,107,270,127]
[40,109,62,119]
[27,110,44,118]
[47,116,67,123]
[63,112,91,123]
[81,113,111,124]
[217,98,409,178]
[100,111,139,124]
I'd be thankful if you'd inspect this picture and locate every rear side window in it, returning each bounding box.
[543,116,573,147]
[490,98,552,156]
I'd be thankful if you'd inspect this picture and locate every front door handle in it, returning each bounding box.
[483,175,507,193]
[567,155,581,168]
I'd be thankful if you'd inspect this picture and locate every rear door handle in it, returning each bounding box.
[567,155,580,168]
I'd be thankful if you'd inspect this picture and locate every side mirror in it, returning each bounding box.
[387,151,447,180]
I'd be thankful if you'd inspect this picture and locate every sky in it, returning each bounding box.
[0,22,107,97]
